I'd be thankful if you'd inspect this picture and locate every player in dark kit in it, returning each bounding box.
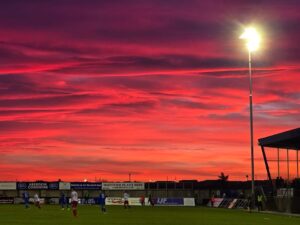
[140,195,145,206]
[60,192,67,210]
[99,192,106,213]
[148,194,155,206]
[22,191,29,208]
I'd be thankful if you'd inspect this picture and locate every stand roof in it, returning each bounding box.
[258,128,300,150]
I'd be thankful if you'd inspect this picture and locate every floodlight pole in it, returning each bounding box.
[248,50,255,209]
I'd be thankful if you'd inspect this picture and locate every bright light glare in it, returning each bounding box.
[240,27,261,52]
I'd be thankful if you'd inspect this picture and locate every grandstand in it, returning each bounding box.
[259,127,300,213]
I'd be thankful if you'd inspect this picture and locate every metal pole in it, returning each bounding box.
[277,148,280,178]
[248,50,255,208]
[287,149,289,181]
[261,146,273,188]
[297,150,299,178]
[166,176,168,197]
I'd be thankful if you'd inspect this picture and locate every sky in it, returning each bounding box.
[0,0,299,182]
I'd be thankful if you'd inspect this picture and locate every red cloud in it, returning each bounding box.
[0,0,300,181]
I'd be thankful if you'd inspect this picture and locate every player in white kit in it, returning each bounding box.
[124,192,130,209]
[34,193,41,209]
[71,189,78,217]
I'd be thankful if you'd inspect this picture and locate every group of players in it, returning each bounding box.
[22,191,41,209]
[22,190,155,217]
[22,189,97,217]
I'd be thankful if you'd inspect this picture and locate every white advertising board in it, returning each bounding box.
[277,188,294,197]
[106,197,195,206]
[0,182,17,190]
[106,197,143,206]
[29,198,45,204]
[183,198,195,206]
[59,182,71,190]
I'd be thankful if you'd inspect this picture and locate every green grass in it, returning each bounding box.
[0,205,299,225]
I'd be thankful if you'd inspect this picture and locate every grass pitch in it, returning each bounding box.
[0,205,299,225]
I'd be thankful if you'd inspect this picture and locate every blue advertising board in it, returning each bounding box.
[48,182,59,190]
[17,182,28,190]
[70,182,102,190]
[154,198,184,206]
[17,182,59,190]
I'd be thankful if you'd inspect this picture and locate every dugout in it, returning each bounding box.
[258,127,300,213]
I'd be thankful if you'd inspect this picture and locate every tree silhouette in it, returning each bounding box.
[218,172,229,182]
[218,172,229,195]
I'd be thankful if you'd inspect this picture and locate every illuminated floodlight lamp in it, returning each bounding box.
[240,27,261,52]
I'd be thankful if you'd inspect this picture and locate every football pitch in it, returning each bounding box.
[0,205,299,225]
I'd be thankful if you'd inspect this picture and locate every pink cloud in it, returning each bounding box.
[0,0,299,181]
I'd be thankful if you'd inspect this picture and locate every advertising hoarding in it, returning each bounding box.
[17,182,59,190]
[70,182,102,190]
[102,182,144,190]
[59,182,71,190]
[0,182,16,190]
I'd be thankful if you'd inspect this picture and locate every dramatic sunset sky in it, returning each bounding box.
[0,0,299,182]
